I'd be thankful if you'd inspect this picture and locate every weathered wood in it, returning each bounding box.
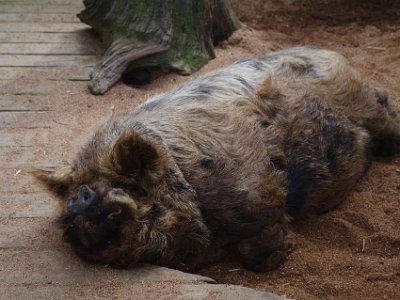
[0,81,52,95]
[0,67,91,81]
[0,95,53,111]
[0,43,98,55]
[0,193,57,218]
[0,4,81,14]
[0,148,38,168]
[0,129,49,148]
[0,111,54,127]
[0,219,58,248]
[0,128,51,147]
[0,13,80,23]
[3,0,82,4]
[0,283,288,300]
[0,79,88,95]
[0,22,90,33]
[0,55,97,67]
[0,32,98,44]
[0,252,214,284]
[0,169,54,193]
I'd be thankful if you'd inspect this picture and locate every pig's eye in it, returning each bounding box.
[111,182,129,189]
[111,182,146,197]
[377,95,388,107]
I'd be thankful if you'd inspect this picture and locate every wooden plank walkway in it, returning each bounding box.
[0,2,106,297]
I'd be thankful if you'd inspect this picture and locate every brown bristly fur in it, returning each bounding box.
[37,46,400,272]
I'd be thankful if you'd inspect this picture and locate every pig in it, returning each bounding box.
[37,46,400,272]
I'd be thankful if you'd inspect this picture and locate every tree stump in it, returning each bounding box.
[78,0,241,95]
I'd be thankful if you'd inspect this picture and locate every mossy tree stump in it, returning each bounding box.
[78,0,241,95]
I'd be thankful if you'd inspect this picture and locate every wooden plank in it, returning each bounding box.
[0,67,91,81]
[0,128,49,148]
[0,168,62,193]
[0,138,77,168]
[0,55,97,67]
[0,283,284,300]
[0,5,81,14]
[2,0,82,4]
[0,144,36,166]
[0,95,53,111]
[0,218,59,248]
[0,111,54,127]
[0,251,212,284]
[0,285,145,300]
[0,13,80,23]
[0,79,88,94]
[0,149,68,170]
[0,22,90,33]
[0,169,44,193]
[0,31,99,44]
[0,193,57,218]
[0,128,50,147]
[0,284,176,300]
[0,80,51,95]
[0,43,99,55]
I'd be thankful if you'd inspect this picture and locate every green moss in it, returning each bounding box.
[78,0,241,94]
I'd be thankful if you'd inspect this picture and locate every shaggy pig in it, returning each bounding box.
[38,46,400,272]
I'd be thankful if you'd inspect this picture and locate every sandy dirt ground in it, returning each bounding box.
[2,0,399,299]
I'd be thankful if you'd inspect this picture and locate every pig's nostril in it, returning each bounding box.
[77,185,96,203]
[66,185,97,214]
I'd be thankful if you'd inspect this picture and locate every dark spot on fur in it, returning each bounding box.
[200,158,214,169]
[174,180,189,193]
[232,205,259,224]
[253,109,261,116]
[325,147,338,170]
[137,100,160,113]
[270,156,286,170]
[285,160,314,214]
[238,58,265,71]
[197,176,272,242]
[322,122,354,170]
[234,75,253,90]
[194,84,212,95]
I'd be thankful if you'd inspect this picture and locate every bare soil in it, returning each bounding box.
[4,0,399,299]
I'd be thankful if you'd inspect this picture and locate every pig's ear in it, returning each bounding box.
[111,129,168,182]
[257,74,273,98]
[33,166,74,196]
